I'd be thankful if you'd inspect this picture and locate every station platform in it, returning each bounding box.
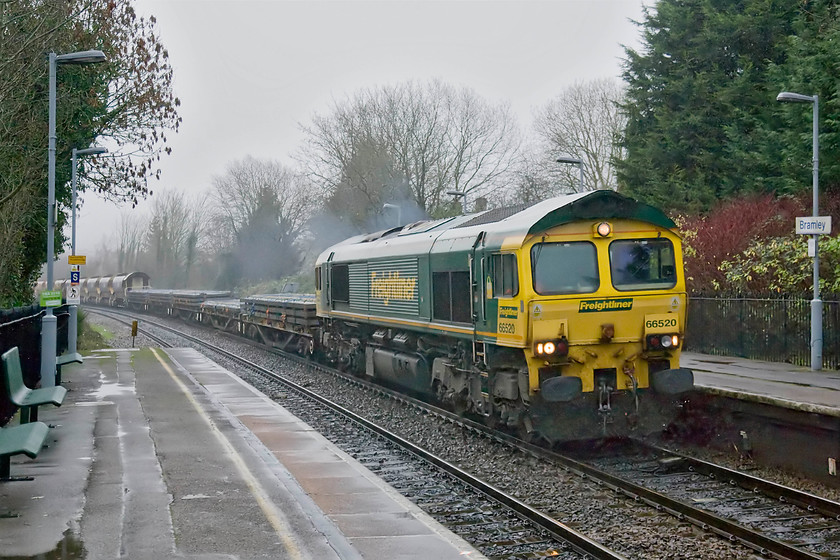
[683,351,840,417]
[0,347,486,560]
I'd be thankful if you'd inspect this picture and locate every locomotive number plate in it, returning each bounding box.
[644,313,679,333]
[498,322,517,334]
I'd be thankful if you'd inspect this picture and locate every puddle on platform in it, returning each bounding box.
[5,529,84,559]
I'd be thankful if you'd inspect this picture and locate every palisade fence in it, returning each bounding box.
[686,294,840,370]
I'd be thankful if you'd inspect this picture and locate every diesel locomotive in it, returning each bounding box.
[314,189,693,440]
[44,190,694,442]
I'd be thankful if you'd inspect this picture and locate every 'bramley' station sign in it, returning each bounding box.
[795,216,832,235]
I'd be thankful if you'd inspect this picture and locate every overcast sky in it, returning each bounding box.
[74,0,649,253]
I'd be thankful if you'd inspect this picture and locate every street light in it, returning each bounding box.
[776,90,822,371]
[67,146,107,356]
[556,155,584,191]
[42,49,107,387]
[446,190,467,214]
[382,203,402,227]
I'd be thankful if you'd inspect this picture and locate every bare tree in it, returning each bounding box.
[522,78,626,198]
[209,156,317,286]
[298,79,520,229]
[145,190,203,288]
[509,143,558,205]
[116,210,147,273]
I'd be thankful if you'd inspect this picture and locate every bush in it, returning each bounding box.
[677,192,840,295]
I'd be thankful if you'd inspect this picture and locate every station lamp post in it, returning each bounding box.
[42,49,107,387]
[556,155,584,192]
[446,190,467,214]
[776,90,822,371]
[67,146,108,356]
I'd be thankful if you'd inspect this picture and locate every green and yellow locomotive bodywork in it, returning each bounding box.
[315,190,693,441]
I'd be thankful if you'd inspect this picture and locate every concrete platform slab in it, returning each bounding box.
[683,352,840,416]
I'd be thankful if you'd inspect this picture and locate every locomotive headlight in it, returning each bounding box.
[535,338,569,358]
[594,221,613,238]
[645,334,680,350]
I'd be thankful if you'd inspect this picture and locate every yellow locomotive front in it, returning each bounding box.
[514,217,693,438]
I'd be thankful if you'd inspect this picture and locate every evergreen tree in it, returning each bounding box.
[769,2,840,195]
[617,0,796,212]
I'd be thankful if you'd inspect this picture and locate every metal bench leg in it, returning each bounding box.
[19,407,30,424]
[0,456,35,482]
[30,407,38,422]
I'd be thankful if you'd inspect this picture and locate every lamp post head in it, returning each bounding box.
[74,146,108,157]
[55,49,107,65]
[556,155,583,165]
[776,91,816,104]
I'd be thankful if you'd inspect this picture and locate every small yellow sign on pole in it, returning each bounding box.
[68,255,86,265]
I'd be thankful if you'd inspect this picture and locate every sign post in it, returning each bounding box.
[795,216,832,370]
[67,259,84,355]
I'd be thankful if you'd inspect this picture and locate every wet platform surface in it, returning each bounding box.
[683,351,840,415]
[0,348,486,559]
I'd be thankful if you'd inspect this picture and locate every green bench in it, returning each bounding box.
[56,352,83,385]
[2,347,67,423]
[0,422,49,480]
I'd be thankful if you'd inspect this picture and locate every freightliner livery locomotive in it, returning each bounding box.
[314,189,693,440]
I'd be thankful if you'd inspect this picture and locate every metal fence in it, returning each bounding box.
[686,295,840,370]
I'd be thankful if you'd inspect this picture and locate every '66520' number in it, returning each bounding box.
[498,322,516,334]
[645,317,677,329]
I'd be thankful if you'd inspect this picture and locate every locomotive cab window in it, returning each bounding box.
[492,253,518,298]
[609,238,676,291]
[531,241,599,295]
[315,266,322,291]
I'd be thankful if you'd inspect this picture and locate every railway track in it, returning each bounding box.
[90,308,840,559]
[561,439,840,560]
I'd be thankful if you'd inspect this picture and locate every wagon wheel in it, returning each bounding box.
[247,324,260,340]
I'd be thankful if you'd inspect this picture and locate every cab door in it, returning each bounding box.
[472,248,497,339]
